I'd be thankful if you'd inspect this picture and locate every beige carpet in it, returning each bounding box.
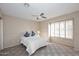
[0,43,79,56]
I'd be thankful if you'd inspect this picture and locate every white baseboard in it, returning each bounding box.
[74,47,79,51]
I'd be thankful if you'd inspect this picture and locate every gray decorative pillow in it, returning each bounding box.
[31,31,35,36]
[24,32,30,37]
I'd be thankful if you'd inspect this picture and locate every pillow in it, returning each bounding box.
[31,31,35,36]
[24,32,30,37]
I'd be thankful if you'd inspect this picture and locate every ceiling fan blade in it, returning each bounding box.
[40,13,44,16]
[41,16,47,18]
[32,15,38,16]
[32,15,39,17]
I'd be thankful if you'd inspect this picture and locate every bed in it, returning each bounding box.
[21,34,48,55]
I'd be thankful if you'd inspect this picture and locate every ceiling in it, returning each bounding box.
[0,3,79,21]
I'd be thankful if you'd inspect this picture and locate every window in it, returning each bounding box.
[66,20,73,39]
[60,21,65,38]
[48,20,73,39]
[54,22,59,37]
[51,23,54,36]
[48,23,51,37]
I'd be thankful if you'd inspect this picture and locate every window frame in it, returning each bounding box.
[48,19,73,39]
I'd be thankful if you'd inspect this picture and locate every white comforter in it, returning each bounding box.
[21,36,48,55]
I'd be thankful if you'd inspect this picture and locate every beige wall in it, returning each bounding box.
[39,11,79,50]
[3,15,39,48]
[39,22,49,41]
[0,12,1,50]
[0,11,3,50]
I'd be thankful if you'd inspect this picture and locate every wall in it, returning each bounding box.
[39,22,49,41]
[3,15,39,48]
[39,11,79,50]
[0,11,3,50]
[0,19,1,50]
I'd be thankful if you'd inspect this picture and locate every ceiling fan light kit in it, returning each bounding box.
[24,3,30,8]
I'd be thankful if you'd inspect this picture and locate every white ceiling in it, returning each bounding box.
[0,3,79,21]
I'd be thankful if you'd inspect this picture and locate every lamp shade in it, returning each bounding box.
[37,31,40,34]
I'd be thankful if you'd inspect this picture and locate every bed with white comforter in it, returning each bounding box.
[21,36,48,55]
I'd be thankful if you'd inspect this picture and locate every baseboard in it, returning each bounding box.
[51,41,73,48]
[74,47,79,51]
[2,44,21,50]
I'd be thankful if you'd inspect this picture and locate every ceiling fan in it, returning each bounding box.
[32,13,47,20]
